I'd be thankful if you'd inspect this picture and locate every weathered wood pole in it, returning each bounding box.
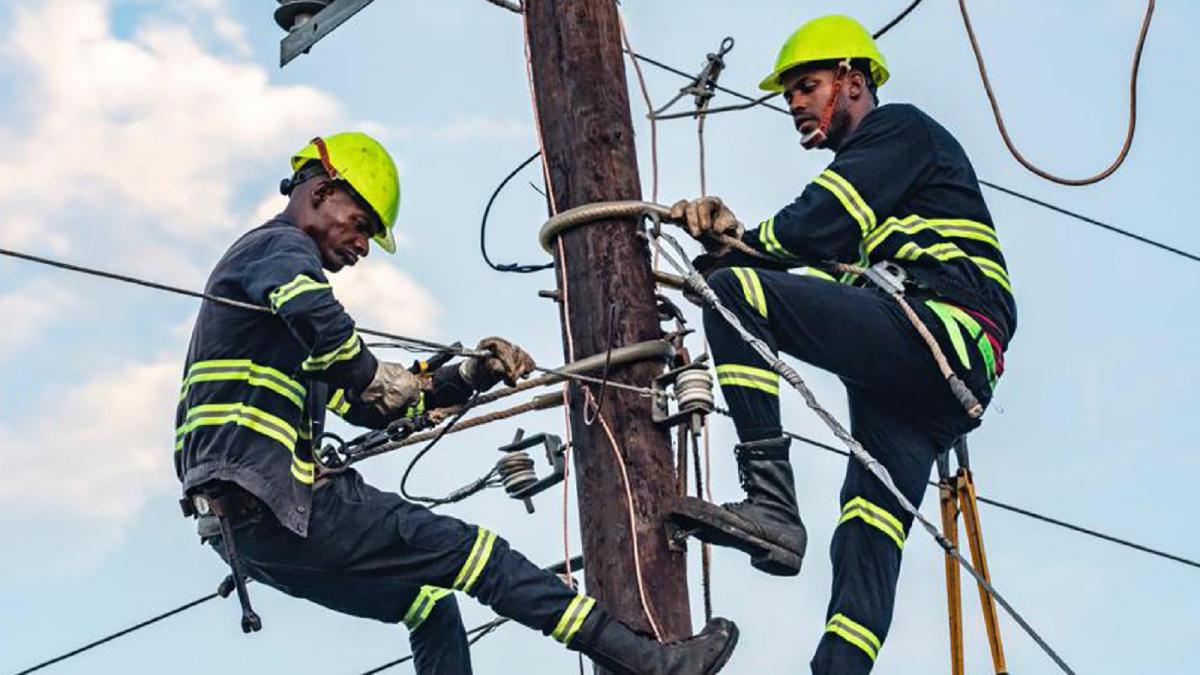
[524,0,693,648]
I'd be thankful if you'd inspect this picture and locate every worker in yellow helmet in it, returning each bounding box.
[668,16,1016,674]
[175,132,739,675]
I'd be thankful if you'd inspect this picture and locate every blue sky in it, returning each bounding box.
[1,1,1196,673]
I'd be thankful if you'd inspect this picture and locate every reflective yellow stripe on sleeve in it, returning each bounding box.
[452,527,497,594]
[327,388,352,416]
[757,217,798,260]
[302,331,362,372]
[715,364,779,396]
[402,586,453,631]
[813,169,876,237]
[825,613,882,661]
[269,273,331,312]
[838,497,906,550]
[730,267,768,318]
[551,595,597,645]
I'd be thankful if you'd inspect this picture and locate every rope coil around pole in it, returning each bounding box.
[652,229,1075,674]
[538,202,981,417]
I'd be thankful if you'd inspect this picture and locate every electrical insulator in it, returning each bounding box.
[274,0,331,32]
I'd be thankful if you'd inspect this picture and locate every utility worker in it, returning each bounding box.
[667,16,1015,674]
[175,131,738,675]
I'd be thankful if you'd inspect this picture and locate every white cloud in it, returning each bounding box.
[0,281,76,357]
[0,354,182,523]
[329,259,441,339]
[0,0,341,256]
[431,116,532,143]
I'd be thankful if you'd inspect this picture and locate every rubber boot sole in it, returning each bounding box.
[703,620,740,675]
[670,498,804,577]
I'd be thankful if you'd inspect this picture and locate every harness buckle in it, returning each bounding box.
[862,261,909,296]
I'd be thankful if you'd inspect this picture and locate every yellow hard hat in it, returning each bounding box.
[291,132,401,254]
[759,15,889,93]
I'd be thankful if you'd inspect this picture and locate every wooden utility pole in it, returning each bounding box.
[525,0,692,644]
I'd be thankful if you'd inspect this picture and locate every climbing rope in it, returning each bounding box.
[652,229,1075,674]
[958,0,1155,186]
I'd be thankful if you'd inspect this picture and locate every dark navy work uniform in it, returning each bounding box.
[700,104,1016,673]
[175,217,596,674]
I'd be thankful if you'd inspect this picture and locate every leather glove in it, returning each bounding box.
[459,337,536,391]
[667,196,745,253]
[359,361,423,417]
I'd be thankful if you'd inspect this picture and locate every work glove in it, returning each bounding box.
[359,361,423,417]
[459,337,536,391]
[667,196,745,254]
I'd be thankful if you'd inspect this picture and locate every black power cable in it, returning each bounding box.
[479,151,553,273]
[873,0,927,39]
[777,429,1200,570]
[0,247,476,354]
[13,586,227,675]
[980,180,1199,263]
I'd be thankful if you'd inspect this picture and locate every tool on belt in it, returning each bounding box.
[179,486,262,633]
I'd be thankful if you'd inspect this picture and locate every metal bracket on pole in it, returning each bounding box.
[278,0,378,67]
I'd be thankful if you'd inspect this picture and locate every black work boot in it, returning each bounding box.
[670,436,807,576]
[570,609,738,675]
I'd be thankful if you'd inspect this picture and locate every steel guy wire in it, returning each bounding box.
[654,230,1074,673]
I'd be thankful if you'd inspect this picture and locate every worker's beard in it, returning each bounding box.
[820,104,854,152]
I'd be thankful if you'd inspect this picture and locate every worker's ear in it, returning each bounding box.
[846,70,866,101]
[310,179,335,210]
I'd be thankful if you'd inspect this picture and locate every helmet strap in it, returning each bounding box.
[310,136,341,180]
[800,59,851,150]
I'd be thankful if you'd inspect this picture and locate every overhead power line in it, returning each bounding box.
[0,247,479,355]
[776,428,1200,570]
[873,0,927,39]
[624,48,1197,264]
[13,585,227,675]
[979,180,1199,263]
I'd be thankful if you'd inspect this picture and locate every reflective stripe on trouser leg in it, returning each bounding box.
[704,267,785,442]
[825,613,882,661]
[838,497,907,550]
[813,393,943,675]
[730,267,768,318]
[403,586,454,631]
[551,594,597,645]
